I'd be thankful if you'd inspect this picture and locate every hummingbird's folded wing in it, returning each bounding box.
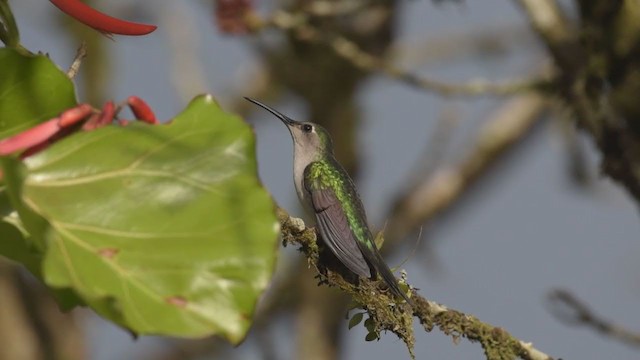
[306,187,372,279]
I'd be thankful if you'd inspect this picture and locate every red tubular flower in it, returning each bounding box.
[83,101,115,130]
[0,118,61,156]
[49,0,157,36]
[0,97,160,162]
[127,96,157,124]
[0,103,94,157]
[97,100,116,127]
[59,103,93,127]
[81,113,102,131]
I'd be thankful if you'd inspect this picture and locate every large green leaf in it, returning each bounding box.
[0,48,77,139]
[20,95,279,342]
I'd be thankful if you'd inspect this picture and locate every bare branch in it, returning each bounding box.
[390,24,533,69]
[66,42,87,79]
[385,94,548,242]
[246,9,551,97]
[548,289,640,348]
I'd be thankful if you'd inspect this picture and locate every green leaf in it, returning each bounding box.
[363,317,380,341]
[20,95,279,343]
[364,316,375,332]
[0,183,83,310]
[348,312,364,330]
[365,332,379,342]
[0,48,77,139]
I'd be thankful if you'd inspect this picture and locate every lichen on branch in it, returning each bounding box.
[277,208,555,360]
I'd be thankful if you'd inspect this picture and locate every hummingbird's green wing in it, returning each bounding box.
[304,160,413,305]
[303,162,372,278]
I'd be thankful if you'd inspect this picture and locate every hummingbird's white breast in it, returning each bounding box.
[292,142,316,209]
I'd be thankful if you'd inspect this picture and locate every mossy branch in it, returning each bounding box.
[277,208,555,360]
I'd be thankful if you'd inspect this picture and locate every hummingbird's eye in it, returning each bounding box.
[302,124,313,133]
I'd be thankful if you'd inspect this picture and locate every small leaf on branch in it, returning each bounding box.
[348,312,364,329]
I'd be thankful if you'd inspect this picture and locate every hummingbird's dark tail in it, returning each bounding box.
[371,251,414,307]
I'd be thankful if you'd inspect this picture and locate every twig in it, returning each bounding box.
[278,209,555,360]
[246,9,551,97]
[385,94,548,242]
[66,42,87,79]
[548,289,640,348]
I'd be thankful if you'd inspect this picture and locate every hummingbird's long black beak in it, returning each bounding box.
[244,97,297,126]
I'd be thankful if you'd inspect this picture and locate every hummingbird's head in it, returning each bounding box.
[245,98,334,158]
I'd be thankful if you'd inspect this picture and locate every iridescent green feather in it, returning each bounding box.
[304,158,413,304]
[305,159,373,250]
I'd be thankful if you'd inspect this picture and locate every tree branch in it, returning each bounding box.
[245,9,551,97]
[385,94,548,242]
[277,209,555,360]
[515,0,640,204]
[548,289,640,348]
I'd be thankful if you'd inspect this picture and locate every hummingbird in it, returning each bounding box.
[246,97,412,305]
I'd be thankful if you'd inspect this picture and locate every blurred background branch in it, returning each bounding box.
[0,260,84,360]
[548,289,640,348]
[247,6,552,97]
[384,93,548,243]
[516,0,640,203]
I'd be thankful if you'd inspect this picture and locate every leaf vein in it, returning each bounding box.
[53,224,215,328]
